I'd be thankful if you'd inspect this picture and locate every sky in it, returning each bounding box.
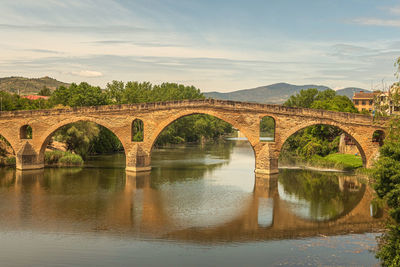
[1,0,400,92]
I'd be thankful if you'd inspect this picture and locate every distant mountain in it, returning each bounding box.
[0,76,70,95]
[204,83,370,104]
[335,87,371,99]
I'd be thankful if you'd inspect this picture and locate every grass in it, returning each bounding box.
[308,153,363,171]
[45,151,83,166]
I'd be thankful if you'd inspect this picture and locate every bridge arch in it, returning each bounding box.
[0,131,16,156]
[147,110,258,152]
[277,121,368,166]
[37,117,128,164]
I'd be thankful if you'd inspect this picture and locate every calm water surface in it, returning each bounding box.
[0,141,385,266]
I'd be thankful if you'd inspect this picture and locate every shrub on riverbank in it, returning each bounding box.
[0,156,16,166]
[45,151,83,166]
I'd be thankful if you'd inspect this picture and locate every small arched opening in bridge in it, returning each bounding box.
[372,130,385,147]
[20,125,32,139]
[132,119,144,142]
[278,123,366,168]
[0,134,15,167]
[260,116,275,142]
[39,120,126,168]
[149,113,256,228]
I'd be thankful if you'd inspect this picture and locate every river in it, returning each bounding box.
[0,140,385,266]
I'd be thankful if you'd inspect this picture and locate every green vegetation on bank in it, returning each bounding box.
[309,154,363,171]
[0,156,15,167]
[372,116,400,266]
[372,57,400,266]
[280,152,363,171]
[45,151,83,166]
[280,88,360,170]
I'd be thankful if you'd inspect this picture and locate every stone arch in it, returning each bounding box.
[37,117,128,164]
[0,133,16,158]
[20,125,32,139]
[147,110,258,152]
[278,121,368,166]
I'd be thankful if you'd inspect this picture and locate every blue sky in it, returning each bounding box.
[1,0,399,92]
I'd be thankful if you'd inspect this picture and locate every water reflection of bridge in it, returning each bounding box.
[0,170,385,243]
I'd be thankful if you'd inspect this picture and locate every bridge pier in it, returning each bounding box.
[16,142,44,171]
[126,145,151,172]
[254,143,279,175]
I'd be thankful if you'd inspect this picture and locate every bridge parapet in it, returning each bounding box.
[0,99,388,126]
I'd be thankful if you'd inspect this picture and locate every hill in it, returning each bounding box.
[0,77,371,103]
[204,83,370,104]
[0,76,70,95]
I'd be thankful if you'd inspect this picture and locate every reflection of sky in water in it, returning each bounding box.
[258,198,273,227]
[278,183,313,220]
[158,141,255,228]
[225,137,273,141]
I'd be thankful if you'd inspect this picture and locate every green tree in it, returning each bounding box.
[54,121,100,159]
[38,86,51,96]
[373,117,400,266]
[50,82,110,107]
[282,89,358,158]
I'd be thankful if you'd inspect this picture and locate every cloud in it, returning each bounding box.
[0,23,146,34]
[388,6,400,15]
[70,70,103,78]
[352,18,400,27]
[26,49,62,54]
[87,40,186,47]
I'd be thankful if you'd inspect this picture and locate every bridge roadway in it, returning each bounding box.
[0,99,387,173]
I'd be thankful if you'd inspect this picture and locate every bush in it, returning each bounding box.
[58,154,83,166]
[0,156,16,166]
[45,150,65,164]
[6,157,15,165]
[45,150,83,166]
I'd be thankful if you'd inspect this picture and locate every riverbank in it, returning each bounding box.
[280,153,363,172]
[0,156,15,167]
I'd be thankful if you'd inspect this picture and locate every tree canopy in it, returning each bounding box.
[282,88,358,158]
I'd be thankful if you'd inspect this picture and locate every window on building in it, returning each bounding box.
[362,101,366,105]
[369,100,373,105]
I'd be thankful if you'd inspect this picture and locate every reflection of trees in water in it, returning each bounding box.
[38,168,126,193]
[150,141,238,187]
[278,169,365,220]
[0,168,16,187]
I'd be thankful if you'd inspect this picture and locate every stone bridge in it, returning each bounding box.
[0,99,387,173]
